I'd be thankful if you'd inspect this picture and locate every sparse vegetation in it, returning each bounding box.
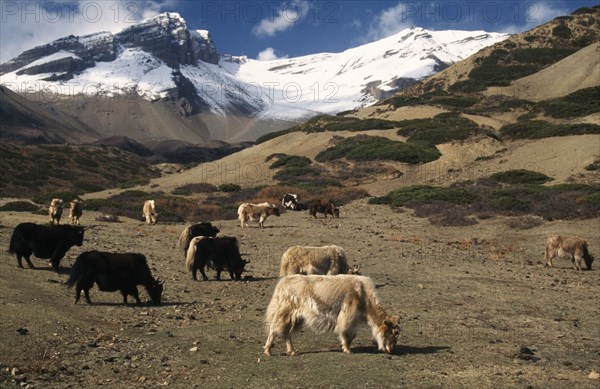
[585,159,600,171]
[552,23,572,39]
[452,47,579,92]
[369,174,600,225]
[218,183,242,192]
[0,201,40,212]
[0,143,159,198]
[315,135,441,164]
[267,154,312,169]
[490,170,552,185]
[382,93,479,109]
[501,120,600,139]
[256,115,404,144]
[369,185,477,207]
[171,183,218,195]
[536,86,600,119]
[397,112,480,145]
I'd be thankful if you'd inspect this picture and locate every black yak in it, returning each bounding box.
[177,222,220,258]
[185,236,248,281]
[66,251,163,305]
[9,222,86,272]
[309,199,339,218]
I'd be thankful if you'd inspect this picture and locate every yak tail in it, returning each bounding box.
[8,228,22,254]
[185,236,202,272]
[178,226,191,250]
[65,252,86,288]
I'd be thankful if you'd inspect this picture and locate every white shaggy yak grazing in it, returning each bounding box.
[545,235,593,271]
[237,202,280,228]
[279,245,359,277]
[263,274,400,356]
[142,200,157,224]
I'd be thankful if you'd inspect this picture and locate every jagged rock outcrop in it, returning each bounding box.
[0,12,218,78]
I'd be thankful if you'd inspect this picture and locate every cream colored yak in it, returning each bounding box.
[143,200,157,225]
[545,235,593,271]
[279,245,359,277]
[49,198,64,225]
[69,199,83,225]
[237,202,280,228]
[263,274,400,356]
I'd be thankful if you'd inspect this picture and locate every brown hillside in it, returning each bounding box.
[406,6,600,95]
[0,86,101,144]
[488,42,600,101]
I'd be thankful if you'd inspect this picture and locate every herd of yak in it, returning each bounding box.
[4,192,594,355]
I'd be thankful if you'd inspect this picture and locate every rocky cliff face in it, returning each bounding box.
[0,12,218,78]
[116,12,218,68]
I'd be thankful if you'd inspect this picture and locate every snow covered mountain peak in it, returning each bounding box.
[0,13,507,122]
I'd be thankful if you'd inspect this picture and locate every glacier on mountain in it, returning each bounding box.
[0,12,507,121]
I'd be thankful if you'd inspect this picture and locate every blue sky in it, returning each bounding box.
[0,1,597,63]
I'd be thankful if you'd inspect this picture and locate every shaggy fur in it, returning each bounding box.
[309,199,339,218]
[142,200,157,224]
[237,202,280,228]
[178,222,220,258]
[49,198,64,225]
[185,236,247,281]
[545,235,594,271]
[263,275,400,356]
[279,245,359,277]
[69,199,83,225]
[9,222,85,272]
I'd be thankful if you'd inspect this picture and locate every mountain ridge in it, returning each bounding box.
[0,12,506,141]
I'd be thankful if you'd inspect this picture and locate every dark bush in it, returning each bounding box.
[585,159,600,171]
[501,120,600,139]
[0,201,40,212]
[268,154,312,169]
[369,185,477,207]
[316,135,441,164]
[171,183,218,195]
[552,24,572,39]
[397,112,480,145]
[490,170,552,185]
[219,183,242,192]
[536,86,600,119]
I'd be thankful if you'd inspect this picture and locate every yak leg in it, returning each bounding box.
[18,253,35,269]
[74,287,92,305]
[130,287,142,304]
[50,245,68,273]
[74,287,82,304]
[339,330,357,354]
[79,288,92,305]
[120,290,129,305]
[264,311,296,356]
[263,329,276,356]
[215,268,222,281]
[283,326,296,356]
[544,248,555,268]
[198,265,209,281]
[573,254,582,271]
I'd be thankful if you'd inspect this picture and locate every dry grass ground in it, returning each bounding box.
[1,204,599,388]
